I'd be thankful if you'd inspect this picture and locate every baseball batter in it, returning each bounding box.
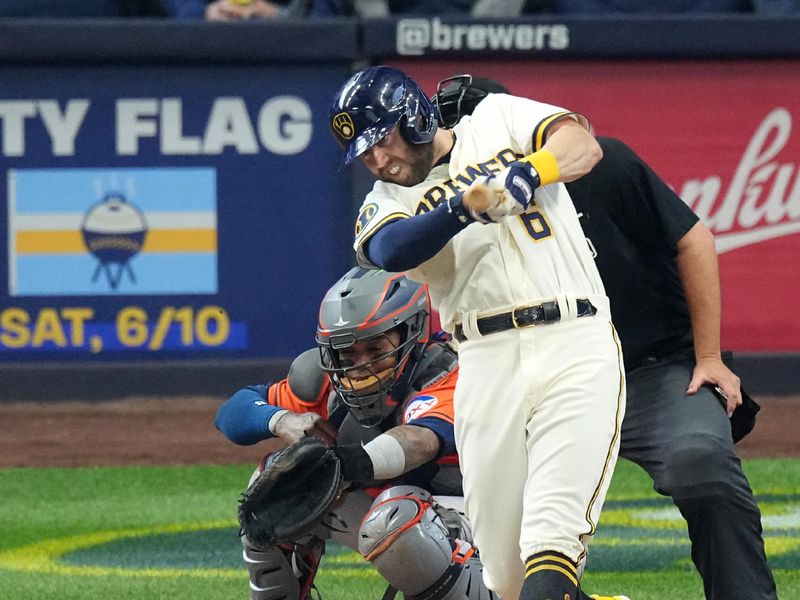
[330,66,626,600]
[436,75,776,600]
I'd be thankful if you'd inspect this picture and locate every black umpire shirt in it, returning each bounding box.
[566,137,700,372]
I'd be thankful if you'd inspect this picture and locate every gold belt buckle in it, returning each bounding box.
[511,305,537,329]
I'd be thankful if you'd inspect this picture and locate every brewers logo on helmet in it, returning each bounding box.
[332,112,355,140]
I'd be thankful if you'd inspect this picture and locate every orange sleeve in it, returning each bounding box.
[268,377,332,419]
[402,368,457,425]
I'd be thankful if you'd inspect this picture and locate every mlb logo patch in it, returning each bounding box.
[404,394,439,422]
[8,167,218,296]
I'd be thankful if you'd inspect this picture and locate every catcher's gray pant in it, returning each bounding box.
[620,354,777,600]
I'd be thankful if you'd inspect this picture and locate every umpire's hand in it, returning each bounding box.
[686,357,743,417]
[273,411,338,446]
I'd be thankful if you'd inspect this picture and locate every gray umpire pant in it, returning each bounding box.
[619,354,777,600]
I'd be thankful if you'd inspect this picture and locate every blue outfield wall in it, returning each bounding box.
[0,17,798,397]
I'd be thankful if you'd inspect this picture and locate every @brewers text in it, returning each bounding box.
[395,18,569,56]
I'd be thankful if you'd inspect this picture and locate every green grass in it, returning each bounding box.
[1,459,798,599]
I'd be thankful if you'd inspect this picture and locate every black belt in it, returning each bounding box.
[453,299,597,343]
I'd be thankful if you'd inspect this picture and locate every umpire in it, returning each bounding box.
[436,76,777,600]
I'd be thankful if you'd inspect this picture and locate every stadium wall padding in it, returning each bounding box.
[1,17,798,396]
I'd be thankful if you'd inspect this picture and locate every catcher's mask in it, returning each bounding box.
[316,267,431,428]
[433,74,510,129]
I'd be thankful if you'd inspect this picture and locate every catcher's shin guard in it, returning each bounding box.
[358,486,497,600]
[243,538,324,600]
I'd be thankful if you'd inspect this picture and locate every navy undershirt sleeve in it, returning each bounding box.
[214,385,281,446]
[365,201,469,272]
[407,418,456,457]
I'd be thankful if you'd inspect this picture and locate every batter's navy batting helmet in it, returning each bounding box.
[316,267,431,427]
[329,66,438,165]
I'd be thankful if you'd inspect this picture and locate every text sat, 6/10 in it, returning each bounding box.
[0,305,235,353]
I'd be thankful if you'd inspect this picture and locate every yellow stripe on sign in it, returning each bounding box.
[17,231,85,253]
[15,229,217,254]
[144,230,217,252]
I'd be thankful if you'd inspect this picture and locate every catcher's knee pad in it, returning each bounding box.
[358,485,496,600]
[243,539,324,600]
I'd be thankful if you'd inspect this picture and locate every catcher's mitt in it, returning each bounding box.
[238,436,342,548]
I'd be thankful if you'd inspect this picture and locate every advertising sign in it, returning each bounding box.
[0,66,352,361]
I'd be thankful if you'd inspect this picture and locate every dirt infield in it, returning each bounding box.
[1,395,798,468]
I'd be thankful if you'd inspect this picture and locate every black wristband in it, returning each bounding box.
[333,445,375,482]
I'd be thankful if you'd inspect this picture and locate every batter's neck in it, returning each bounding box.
[432,129,456,167]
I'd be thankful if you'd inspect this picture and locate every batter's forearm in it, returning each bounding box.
[676,222,722,361]
[540,119,603,183]
[365,202,468,271]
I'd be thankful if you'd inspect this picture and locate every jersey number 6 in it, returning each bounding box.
[518,202,552,242]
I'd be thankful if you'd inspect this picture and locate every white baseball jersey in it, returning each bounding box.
[354,93,607,332]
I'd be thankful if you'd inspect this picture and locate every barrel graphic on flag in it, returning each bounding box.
[81,194,149,290]
[7,168,218,296]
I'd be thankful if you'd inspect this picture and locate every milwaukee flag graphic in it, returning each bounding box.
[8,168,218,296]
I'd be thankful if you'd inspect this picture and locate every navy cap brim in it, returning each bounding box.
[343,121,397,165]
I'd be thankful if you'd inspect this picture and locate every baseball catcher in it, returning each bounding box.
[217,267,496,600]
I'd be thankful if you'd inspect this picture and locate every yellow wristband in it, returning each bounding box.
[522,149,560,186]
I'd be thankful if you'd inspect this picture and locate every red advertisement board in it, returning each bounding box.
[396,59,800,352]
